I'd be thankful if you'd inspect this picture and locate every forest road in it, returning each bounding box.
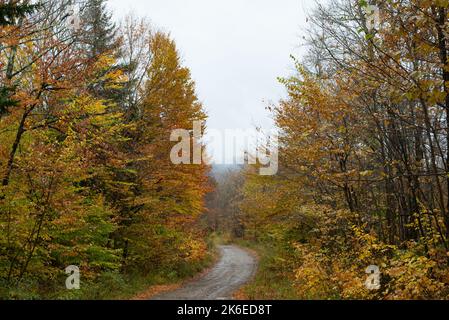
[152,245,257,300]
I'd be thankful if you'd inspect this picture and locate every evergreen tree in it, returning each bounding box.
[0,1,39,116]
[0,85,17,116]
[0,0,38,26]
[80,0,118,58]
[78,0,127,103]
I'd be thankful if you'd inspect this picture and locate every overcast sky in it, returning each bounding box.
[108,0,315,161]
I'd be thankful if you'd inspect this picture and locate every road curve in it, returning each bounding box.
[152,245,257,300]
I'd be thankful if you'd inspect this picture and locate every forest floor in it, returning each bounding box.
[147,245,258,300]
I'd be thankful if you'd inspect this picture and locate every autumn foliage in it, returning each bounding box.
[0,0,209,298]
[215,0,449,300]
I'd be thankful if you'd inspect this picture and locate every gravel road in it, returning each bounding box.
[152,245,257,300]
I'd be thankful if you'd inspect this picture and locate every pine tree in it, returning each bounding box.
[80,0,118,58]
[0,85,17,116]
[0,0,38,26]
[0,1,39,116]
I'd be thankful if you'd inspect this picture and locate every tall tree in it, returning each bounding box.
[0,0,39,117]
[80,0,118,58]
[122,32,210,272]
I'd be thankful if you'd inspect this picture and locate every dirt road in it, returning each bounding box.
[152,245,257,300]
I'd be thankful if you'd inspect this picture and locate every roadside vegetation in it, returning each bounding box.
[0,0,211,299]
[210,1,449,299]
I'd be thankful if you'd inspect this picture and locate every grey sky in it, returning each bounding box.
[108,0,315,160]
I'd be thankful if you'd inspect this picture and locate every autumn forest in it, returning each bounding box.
[2,0,449,301]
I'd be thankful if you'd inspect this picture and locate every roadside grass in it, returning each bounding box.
[104,240,218,300]
[4,237,218,300]
[233,239,301,300]
[83,256,216,300]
